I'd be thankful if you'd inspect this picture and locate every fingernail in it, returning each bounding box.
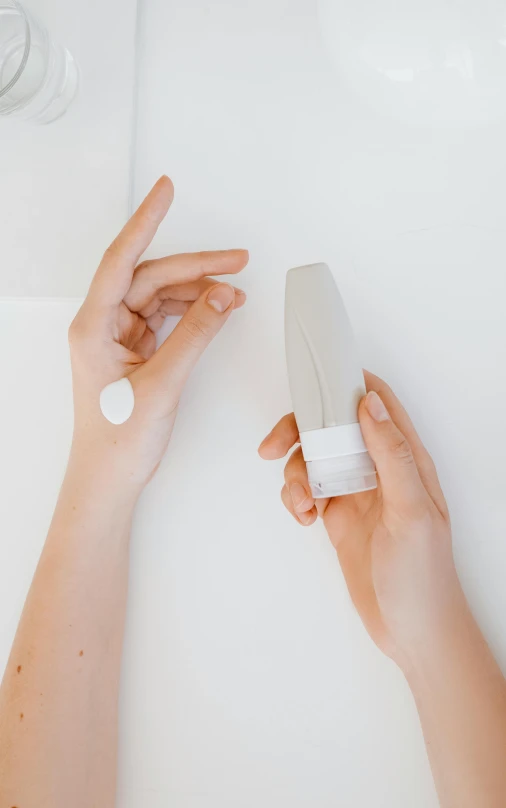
[233,287,246,297]
[290,482,310,512]
[299,509,316,526]
[207,284,235,313]
[366,391,390,423]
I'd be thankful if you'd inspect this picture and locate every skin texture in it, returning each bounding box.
[259,377,506,808]
[0,175,505,807]
[0,177,249,808]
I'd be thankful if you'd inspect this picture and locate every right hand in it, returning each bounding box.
[259,372,466,669]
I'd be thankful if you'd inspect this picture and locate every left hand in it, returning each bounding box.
[68,176,249,492]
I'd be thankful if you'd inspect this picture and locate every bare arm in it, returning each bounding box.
[0,453,134,805]
[0,176,249,808]
[406,601,506,807]
[260,374,506,807]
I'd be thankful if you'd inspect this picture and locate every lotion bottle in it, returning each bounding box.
[285,263,377,498]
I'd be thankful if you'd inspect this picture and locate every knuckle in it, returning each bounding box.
[423,452,437,478]
[103,239,122,263]
[68,314,87,346]
[182,315,211,342]
[135,259,149,274]
[283,463,293,484]
[68,304,96,351]
[424,450,437,473]
[390,435,414,465]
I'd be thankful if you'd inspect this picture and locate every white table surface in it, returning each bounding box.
[0,0,137,297]
[1,1,506,806]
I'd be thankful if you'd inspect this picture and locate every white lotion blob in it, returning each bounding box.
[99,377,135,425]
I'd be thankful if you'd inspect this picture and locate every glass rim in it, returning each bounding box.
[0,0,31,99]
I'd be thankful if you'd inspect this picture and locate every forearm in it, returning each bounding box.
[0,449,139,808]
[404,597,506,808]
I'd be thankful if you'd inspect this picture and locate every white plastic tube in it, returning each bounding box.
[285,263,377,498]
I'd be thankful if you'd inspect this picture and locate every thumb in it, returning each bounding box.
[359,391,426,516]
[134,282,236,405]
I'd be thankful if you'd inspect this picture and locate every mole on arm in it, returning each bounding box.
[16,665,22,674]
[79,650,84,657]
[20,713,24,721]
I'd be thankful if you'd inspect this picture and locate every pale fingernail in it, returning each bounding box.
[233,287,246,297]
[366,391,390,423]
[290,482,311,512]
[207,284,235,313]
[299,509,316,526]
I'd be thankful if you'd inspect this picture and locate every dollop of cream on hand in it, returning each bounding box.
[99,378,135,425]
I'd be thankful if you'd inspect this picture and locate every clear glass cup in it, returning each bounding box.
[0,0,79,123]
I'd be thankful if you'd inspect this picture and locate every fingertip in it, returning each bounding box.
[143,176,174,222]
[363,368,378,390]
[258,441,268,458]
[206,283,236,313]
[259,414,299,459]
[228,248,250,273]
[298,507,318,526]
[289,481,314,514]
[258,437,283,460]
[157,174,174,197]
[233,288,247,309]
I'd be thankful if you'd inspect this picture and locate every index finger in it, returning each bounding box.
[89,175,174,307]
[258,413,299,459]
[124,249,249,314]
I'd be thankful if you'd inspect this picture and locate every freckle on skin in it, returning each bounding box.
[20,713,24,721]
[16,665,21,674]
[79,650,84,657]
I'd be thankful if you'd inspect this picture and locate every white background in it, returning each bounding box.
[2,0,506,806]
[0,0,137,297]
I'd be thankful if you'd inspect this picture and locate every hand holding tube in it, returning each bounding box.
[259,371,458,664]
[260,371,506,808]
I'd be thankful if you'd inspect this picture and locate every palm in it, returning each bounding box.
[323,488,396,656]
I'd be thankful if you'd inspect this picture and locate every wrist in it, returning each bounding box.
[47,449,139,550]
[56,451,142,539]
[67,433,146,504]
[398,585,476,686]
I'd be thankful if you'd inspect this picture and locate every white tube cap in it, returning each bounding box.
[306,452,377,498]
[300,423,377,498]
